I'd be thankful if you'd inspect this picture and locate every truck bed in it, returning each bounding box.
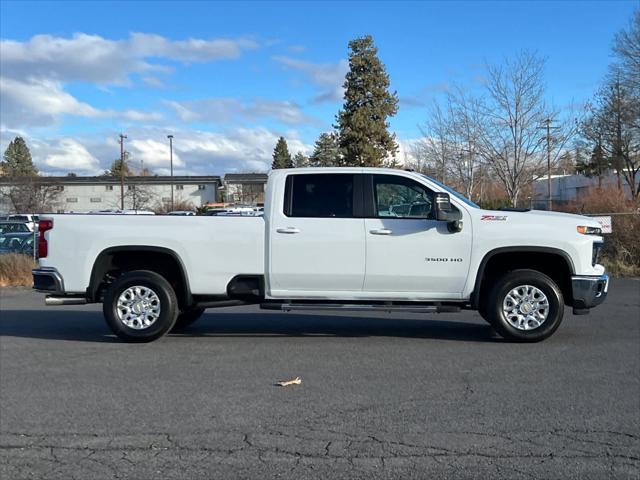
[39,214,265,295]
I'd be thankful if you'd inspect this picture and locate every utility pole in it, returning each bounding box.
[119,133,127,210]
[167,135,174,211]
[539,118,559,211]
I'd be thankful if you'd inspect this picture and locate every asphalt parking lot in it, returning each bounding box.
[1,279,639,479]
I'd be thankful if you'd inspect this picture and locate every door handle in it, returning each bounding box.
[370,228,392,235]
[276,227,301,234]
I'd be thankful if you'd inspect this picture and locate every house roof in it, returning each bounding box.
[0,175,222,186]
[223,173,268,184]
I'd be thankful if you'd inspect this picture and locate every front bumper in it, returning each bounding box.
[572,274,609,311]
[32,267,65,294]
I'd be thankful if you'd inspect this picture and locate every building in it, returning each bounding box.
[0,175,221,213]
[222,173,268,205]
[532,172,639,209]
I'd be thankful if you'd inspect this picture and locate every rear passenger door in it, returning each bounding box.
[268,173,365,297]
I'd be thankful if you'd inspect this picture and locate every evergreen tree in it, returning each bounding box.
[271,137,293,169]
[336,35,399,167]
[105,152,132,177]
[1,136,38,176]
[310,132,341,167]
[293,152,309,168]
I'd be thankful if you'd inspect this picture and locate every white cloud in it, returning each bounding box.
[396,138,421,167]
[0,33,258,85]
[129,138,184,169]
[273,56,348,103]
[0,77,100,126]
[43,138,100,173]
[0,32,258,128]
[1,126,311,177]
[128,33,258,63]
[165,97,320,126]
[0,76,163,127]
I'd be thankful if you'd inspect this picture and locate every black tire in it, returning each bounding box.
[172,307,205,331]
[103,270,178,342]
[485,269,564,342]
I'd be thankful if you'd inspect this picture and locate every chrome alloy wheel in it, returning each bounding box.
[502,285,550,331]
[116,286,161,330]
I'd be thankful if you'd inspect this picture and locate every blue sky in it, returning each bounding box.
[0,0,637,175]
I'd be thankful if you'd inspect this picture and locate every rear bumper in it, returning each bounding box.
[32,267,65,294]
[572,274,609,311]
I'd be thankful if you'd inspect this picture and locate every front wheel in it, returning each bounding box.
[486,269,564,342]
[103,270,178,342]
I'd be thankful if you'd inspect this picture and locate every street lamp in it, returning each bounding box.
[119,133,127,210]
[167,135,174,211]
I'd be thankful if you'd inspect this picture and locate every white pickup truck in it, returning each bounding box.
[33,168,608,342]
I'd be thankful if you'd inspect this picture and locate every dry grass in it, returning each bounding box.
[0,253,36,287]
[561,186,640,277]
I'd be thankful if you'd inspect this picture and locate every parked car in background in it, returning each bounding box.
[0,232,36,256]
[88,210,156,215]
[205,206,263,216]
[0,221,31,234]
[167,211,196,216]
[8,214,39,231]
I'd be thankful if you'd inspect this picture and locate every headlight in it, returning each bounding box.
[577,226,602,235]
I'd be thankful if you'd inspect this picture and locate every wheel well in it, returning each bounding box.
[88,247,191,307]
[474,250,574,309]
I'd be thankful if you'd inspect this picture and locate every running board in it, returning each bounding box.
[45,296,87,306]
[260,303,460,314]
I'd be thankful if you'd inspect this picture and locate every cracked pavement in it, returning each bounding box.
[1,279,639,479]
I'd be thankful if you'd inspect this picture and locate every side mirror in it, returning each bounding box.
[434,192,463,233]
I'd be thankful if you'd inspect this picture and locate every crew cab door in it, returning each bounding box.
[363,174,472,299]
[268,173,365,297]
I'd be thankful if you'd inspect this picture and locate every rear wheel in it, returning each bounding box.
[172,307,205,330]
[485,269,564,342]
[103,270,178,342]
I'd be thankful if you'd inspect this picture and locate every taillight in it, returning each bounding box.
[38,219,53,258]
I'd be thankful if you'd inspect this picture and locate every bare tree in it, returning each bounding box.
[613,10,640,92]
[413,89,486,201]
[1,177,61,213]
[446,89,485,200]
[474,51,553,207]
[414,102,453,183]
[582,75,639,199]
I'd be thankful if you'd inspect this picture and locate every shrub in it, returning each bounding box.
[0,253,36,287]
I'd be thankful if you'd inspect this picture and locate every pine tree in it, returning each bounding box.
[293,152,309,168]
[336,35,399,167]
[1,136,38,176]
[271,137,293,169]
[105,152,132,177]
[310,132,341,167]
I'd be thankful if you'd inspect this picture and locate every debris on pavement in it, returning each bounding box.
[276,376,302,387]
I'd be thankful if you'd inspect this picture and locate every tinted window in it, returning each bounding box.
[373,175,434,219]
[287,174,354,218]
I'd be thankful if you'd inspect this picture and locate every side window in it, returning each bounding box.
[372,175,434,219]
[286,174,354,218]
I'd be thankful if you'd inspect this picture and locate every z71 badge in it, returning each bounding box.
[481,215,508,221]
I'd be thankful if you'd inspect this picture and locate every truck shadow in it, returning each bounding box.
[0,310,499,343]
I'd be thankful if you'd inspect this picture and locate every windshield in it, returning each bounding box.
[419,174,479,208]
[0,223,29,233]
